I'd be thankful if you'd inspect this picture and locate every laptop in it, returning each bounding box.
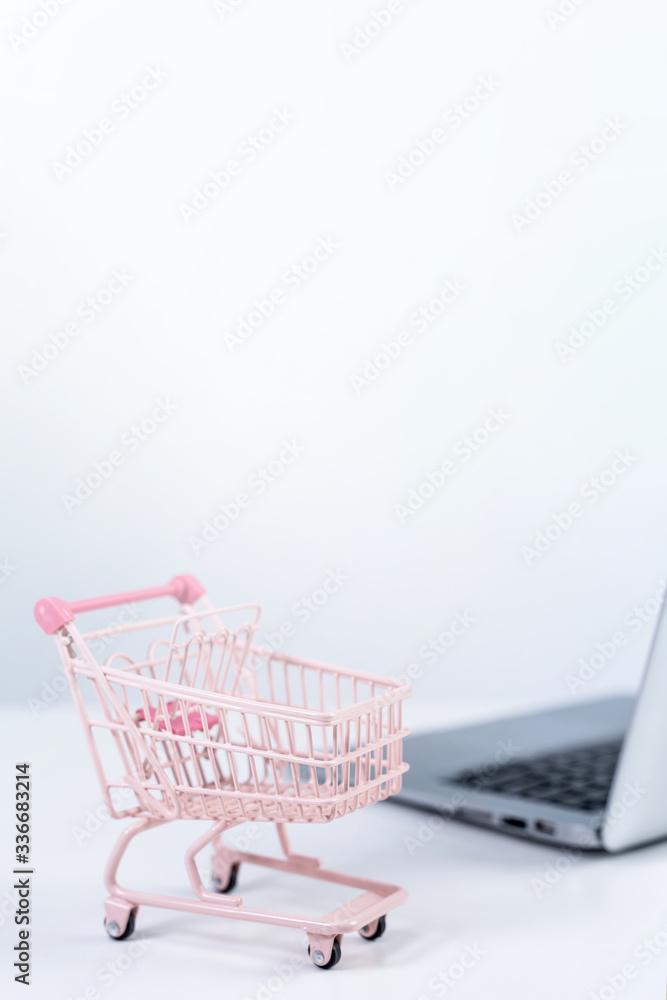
[395,591,667,852]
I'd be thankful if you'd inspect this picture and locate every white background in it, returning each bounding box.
[2,0,667,997]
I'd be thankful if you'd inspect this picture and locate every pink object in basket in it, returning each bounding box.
[34,575,411,970]
[135,701,219,736]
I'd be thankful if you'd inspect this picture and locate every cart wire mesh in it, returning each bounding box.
[59,603,411,825]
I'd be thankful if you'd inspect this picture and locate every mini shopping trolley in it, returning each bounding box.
[35,574,411,969]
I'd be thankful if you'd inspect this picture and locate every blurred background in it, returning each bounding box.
[2,0,667,714]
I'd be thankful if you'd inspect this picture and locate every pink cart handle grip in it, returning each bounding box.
[34,573,206,635]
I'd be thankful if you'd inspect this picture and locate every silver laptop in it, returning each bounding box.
[395,591,667,852]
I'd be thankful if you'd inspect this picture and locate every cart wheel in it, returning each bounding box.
[212,863,239,894]
[359,915,386,940]
[104,910,136,941]
[308,940,342,969]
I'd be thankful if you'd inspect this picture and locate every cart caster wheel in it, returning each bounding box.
[308,940,342,969]
[359,915,386,940]
[212,863,239,894]
[104,911,136,941]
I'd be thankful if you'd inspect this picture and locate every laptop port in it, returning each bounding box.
[534,820,555,835]
[501,816,526,828]
[459,808,492,823]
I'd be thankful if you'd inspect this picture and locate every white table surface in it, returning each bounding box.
[2,699,666,1000]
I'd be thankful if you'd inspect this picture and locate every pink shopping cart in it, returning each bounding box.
[35,574,411,969]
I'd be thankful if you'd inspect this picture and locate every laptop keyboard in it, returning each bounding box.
[449,739,623,812]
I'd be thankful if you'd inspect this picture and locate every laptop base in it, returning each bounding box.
[396,696,634,850]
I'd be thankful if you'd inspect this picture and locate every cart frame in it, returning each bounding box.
[35,574,411,968]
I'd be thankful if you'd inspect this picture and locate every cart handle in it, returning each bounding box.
[34,574,206,635]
